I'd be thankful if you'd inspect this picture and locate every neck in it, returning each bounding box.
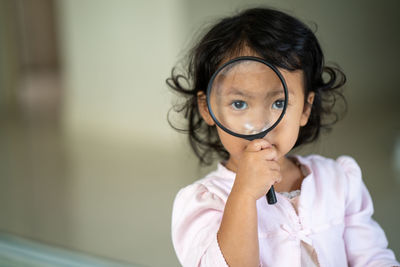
[273,156,304,192]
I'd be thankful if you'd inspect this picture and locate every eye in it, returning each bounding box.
[231,100,248,110]
[272,99,285,109]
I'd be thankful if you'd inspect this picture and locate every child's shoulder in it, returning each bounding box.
[298,154,361,175]
[297,154,363,190]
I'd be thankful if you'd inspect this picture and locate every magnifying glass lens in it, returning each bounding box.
[208,59,286,137]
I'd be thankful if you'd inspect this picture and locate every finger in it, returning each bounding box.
[267,161,281,172]
[245,139,271,152]
[258,147,278,161]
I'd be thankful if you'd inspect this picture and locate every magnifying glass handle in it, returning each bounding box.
[266,185,277,204]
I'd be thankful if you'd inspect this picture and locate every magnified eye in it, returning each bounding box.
[231,100,248,110]
[272,99,285,109]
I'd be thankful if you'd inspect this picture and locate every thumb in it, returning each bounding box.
[245,139,272,152]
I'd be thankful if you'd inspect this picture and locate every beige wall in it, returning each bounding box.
[58,0,185,146]
[0,0,398,266]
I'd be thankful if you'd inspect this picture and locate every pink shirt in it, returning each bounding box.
[171,155,399,266]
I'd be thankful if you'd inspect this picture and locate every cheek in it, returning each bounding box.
[278,105,303,130]
[276,119,300,143]
[270,109,302,151]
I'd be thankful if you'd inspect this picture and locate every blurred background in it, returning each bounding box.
[0,0,399,266]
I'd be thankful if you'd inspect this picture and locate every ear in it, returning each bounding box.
[300,91,315,126]
[197,91,215,126]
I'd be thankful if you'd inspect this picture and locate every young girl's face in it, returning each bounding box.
[199,67,314,171]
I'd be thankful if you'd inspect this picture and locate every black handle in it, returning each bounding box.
[266,185,277,204]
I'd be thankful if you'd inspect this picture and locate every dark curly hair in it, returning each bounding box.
[167,7,346,165]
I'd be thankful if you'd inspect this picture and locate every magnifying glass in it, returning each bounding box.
[206,56,288,204]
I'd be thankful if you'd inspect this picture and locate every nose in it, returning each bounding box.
[246,114,273,134]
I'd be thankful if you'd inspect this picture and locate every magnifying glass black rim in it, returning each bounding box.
[206,56,289,141]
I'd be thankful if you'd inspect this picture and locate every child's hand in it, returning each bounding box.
[232,139,281,201]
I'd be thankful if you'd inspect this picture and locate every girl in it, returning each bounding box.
[167,7,399,267]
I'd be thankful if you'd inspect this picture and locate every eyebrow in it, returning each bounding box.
[267,90,285,98]
[266,88,295,97]
[219,87,294,98]
[219,88,256,98]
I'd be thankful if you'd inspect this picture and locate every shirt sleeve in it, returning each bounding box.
[171,183,229,267]
[337,156,400,267]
